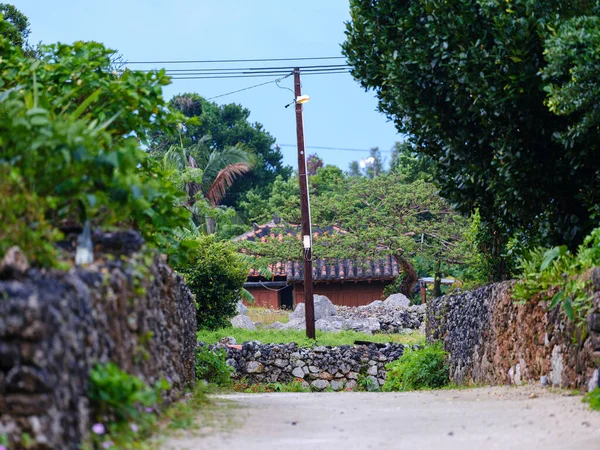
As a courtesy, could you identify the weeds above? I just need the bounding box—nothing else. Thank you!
[583,387,600,411]
[383,343,449,391]
[196,346,233,387]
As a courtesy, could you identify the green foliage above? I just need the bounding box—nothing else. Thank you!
[513,227,600,324]
[88,362,168,423]
[151,93,292,214]
[0,24,192,267]
[0,5,30,49]
[342,0,600,260]
[583,387,600,411]
[195,346,233,386]
[178,235,248,330]
[197,328,425,347]
[383,344,449,391]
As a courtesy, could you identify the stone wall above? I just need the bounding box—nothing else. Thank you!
[0,233,197,450]
[426,269,600,391]
[209,341,405,391]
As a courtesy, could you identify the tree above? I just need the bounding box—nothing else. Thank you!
[306,153,323,176]
[162,140,253,234]
[342,0,599,279]
[239,171,473,296]
[151,94,292,213]
[0,4,30,49]
[348,147,384,178]
[389,141,432,183]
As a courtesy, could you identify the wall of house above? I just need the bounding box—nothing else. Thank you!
[295,282,391,307]
[245,287,279,309]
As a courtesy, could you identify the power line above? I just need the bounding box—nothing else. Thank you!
[143,64,350,73]
[171,70,350,80]
[125,56,346,65]
[276,144,393,153]
[206,74,292,100]
[167,67,349,78]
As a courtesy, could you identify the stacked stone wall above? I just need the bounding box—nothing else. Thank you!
[209,341,405,391]
[0,234,197,449]
[426,269,600,391]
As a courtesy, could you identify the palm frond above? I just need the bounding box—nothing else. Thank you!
[202,145,254,190]
[207,162,252,205]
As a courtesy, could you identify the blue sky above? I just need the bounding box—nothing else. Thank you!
[18,0,401,170]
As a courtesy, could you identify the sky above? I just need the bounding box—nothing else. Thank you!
[18,0,402,171]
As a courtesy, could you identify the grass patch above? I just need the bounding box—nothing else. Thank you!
[246,307,290,325]
[232,379,310,393]
[197,327,424,347]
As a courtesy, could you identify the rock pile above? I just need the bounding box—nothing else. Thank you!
[231,295,426,334]
[207,341,406,391]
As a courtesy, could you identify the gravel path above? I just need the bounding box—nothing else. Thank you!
[163,386,600,450]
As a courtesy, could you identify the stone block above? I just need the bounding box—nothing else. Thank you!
[330,380,345,391]
[310,379,330,391]
[4,393,52,416]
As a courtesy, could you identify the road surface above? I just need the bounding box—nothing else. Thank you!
[163,386,600,450]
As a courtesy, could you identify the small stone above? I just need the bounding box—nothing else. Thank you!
[311,379,330,391]
[347,371,358,380]
[366,376,379,391]
[292,367,305,378]
[529,393,538,399]
[366,366,378,376]
[0,246,29,278]
[246,361,264,373]
[345,380,358,390]
[309,366,319,373]
[274,358,288,368]
[295,360,306,367]
[331,380,345,391]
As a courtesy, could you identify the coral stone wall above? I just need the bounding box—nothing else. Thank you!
[0,234,197,450]
[426,270,600,391]
[209,341,405,391]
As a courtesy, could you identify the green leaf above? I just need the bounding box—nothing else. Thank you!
[563,297,574,322]
[549,290,563,309]
[71,88,103,120]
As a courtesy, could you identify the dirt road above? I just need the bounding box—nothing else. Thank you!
[163,386,600,450]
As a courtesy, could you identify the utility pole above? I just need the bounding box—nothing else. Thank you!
[294,67,316,339]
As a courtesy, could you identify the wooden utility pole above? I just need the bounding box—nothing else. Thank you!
[294,67,316,339]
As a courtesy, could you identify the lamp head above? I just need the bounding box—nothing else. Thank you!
[296,95,310,104]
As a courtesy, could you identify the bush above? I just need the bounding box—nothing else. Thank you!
[86,363,170,449]
[195,346,233,386]
[513,227,600,325]
[383,344,449,391]
[179,235,248,330]
[0,18,192,267]
[583,387,600,411]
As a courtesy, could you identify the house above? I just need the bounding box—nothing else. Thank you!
[234,219,400,309]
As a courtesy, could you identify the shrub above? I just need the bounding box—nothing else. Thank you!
[513,227,600,325]
[179,235,248,330]
[0,18,192,267]
[86,363,170,449]
[583,388,600,411]
[195,346,233,386]
[88,363,168,423]
[383,344,449,391]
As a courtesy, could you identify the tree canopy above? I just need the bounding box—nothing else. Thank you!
[342,0,600,269]
[0,4,30,49]
[151,93,292,214]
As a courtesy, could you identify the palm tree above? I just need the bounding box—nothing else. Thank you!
[163,137,253,233]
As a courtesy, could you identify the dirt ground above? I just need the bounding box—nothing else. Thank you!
[163,385,600,450]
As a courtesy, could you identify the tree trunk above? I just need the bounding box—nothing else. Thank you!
[395,255,418,297]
